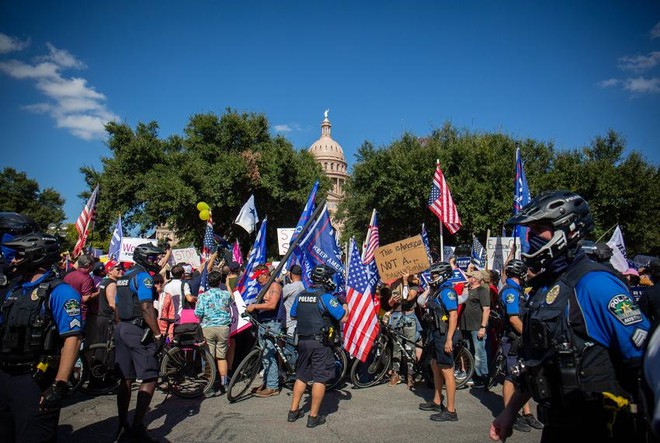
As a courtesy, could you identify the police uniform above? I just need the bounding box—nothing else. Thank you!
[521,254,650,441]
[426,280,459,368]
[290,287,345,383]
[114,265,159,381]
[500,278,526,382]
[0,271,82,441]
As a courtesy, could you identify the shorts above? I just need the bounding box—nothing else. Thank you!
[203,325,230,359]
[295,339,335,383]
[501,335,520,383]
[429,329,455,369]
[114,321,160,381]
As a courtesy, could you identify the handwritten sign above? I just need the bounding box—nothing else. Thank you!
[119,238,157,263]
[277,228,295,256]
[168,247,201,268]
[374,235,431,282]
[487,237,521,271]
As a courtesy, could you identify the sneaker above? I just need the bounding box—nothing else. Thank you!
[130,424,158,443]
[406,374,415,390]
[418,400,444,412]
[513,415,532,432]
[388,373,401,387]
[254,387,280,398]
[468,376,485,389]
[306,414,327,428]
[454,370,467,379]
[287,409,304,422]
[430,410,458,422]
[521,413,544,429]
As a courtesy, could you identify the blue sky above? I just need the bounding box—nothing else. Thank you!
[1,1,659,223]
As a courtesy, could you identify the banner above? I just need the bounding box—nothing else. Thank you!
[168,247,201,268]
[374,235,431,282]
[607,225,628,273]
[119,238,157,262]
[277,228,296,256]
[486,237,521,271]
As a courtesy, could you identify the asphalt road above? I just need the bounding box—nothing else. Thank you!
[58,378,542,442]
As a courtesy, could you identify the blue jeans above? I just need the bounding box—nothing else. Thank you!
[257,320,282,389]
[470,330,488,378]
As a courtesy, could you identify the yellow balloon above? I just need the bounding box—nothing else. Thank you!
[197,201,210,211]
[199,209,210,221]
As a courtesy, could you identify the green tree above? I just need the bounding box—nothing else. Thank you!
[0,167,66,229]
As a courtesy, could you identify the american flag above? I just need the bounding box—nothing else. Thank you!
[343,238,380,362]
[427,161,461,234]
[471,235,487,269]
[108,215,123,260]
[362,209,380,292]
[201,211,215,262]
[73,185,99,257]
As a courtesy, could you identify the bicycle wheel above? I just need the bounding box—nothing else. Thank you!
[487,350,506,390]
[80,344,121,395]
[453,344,475,390]
[227,348,262,402]
[161,345,216,398]
[350,336,391,389]
[68,354,86,395]
[326,346,348,390]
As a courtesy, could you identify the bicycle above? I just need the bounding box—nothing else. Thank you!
[77,321,122,395]
[227,314,347,403]
[159,319,217,398]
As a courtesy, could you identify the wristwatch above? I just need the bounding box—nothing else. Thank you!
[479,325,487,329]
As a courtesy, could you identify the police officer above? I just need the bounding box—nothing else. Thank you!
[0,212,39,286]
[287,265,346,428]
[0,231,83,442]
[114,243,164,443]
[498,259,543,432]
[418,262,460,422]
[490,191,651,442]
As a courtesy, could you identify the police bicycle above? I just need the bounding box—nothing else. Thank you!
[227,313,347,403]
[350,318,475,390]
[159,319,216,398]
[76,321,122,395]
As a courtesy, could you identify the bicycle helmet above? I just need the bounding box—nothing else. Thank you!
[133,243,165,272]
[504,259,528,281]
[1,232,61,271]
[428,261,453,285]
[505,191,594,269]
[311,264,336,291]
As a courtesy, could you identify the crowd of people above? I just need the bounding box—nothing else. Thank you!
[0,189,659,442]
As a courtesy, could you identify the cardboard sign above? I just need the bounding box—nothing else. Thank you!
[374,235,431,282]
[486,237,521,271]
[230,291,252,337]
[119,238,157,263]
[277,228,296,256]
[168,247,201,268]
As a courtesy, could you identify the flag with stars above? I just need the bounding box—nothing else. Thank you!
[471,235,487,269]
[201,211,215,262]
[427,160,461,234]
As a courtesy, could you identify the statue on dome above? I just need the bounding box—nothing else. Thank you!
[324,109,329,119]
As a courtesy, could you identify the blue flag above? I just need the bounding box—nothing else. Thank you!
[285,180,319,278]
[235,217,268,304]
[471,235,487,269]
[108,215,123,260]
[198,265,208,295]
[299,204,345,295]
[420,223,433,290]
[514,147,531,253]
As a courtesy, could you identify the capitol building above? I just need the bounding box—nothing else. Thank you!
[308,111,349,216]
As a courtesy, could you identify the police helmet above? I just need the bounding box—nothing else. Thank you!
[428,261,453,285]
[0,212,39,237]
[647,257,660,278]
[505,191,594,269]
[1,232,61,270]
[133,243,165,272]
[505,259,528,281]
[311,264,336,291]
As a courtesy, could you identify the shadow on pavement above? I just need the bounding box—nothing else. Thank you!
[469,386,503,417]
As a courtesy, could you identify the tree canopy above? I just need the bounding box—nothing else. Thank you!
[336,124,659,256]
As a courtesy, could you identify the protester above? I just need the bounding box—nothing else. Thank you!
[87,260,123,347]
[163,264,193,322]
[459,269,490,388]
[282,264,305,337]
[226,261,241,293]
[195,270,233,396]
[64,254,97,324]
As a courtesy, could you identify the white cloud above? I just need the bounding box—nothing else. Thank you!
[273,124,292,132]
[598,78,620,88]
[617,51,660,73]
[651,22,660,39]
[0,39,118,140]
[0,33,30,54]
[622,76,660,94]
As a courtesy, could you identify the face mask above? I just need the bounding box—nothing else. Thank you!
[524,232,569,275]
[1,233,16,261]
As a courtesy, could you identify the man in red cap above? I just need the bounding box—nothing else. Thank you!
[87,261,124,347]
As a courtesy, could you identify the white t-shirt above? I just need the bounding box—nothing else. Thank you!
[163,278,192,321]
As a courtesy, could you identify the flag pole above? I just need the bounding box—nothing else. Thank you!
[596,223,619,243]
[436,159,444,262]
[485,229,491,270]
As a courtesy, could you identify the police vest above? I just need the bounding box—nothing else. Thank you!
[0,276,63,363]
[501,283,526,336]
[522,255,631,404]
[115,267,144,321]
[295,288,335,337]
[97,277,115,318]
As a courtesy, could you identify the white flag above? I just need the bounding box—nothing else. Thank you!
[235,194,259,234]
[607,225,628,273]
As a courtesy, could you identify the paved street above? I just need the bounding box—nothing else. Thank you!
[59,379,541,442]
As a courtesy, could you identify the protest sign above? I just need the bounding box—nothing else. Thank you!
[277,228,295,256]
[487,237,520,271]
[119,238,157,262]
[168,247,201,268]
[374,235,431,282]
[230,290,252,337]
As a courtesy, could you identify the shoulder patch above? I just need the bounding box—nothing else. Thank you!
[505,293,515,304]
[143,277,153,288]
[446,290,456,301]
[545,285,560,305]
[608,294,643,326]
[31,288,39,301]
[329,298,339,308]
[69,318,81,329]
[631,328,648,349]
[64,299,81,317]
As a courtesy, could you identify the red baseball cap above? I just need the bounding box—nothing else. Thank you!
[105,260,124,273]
[250,268,270,280]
